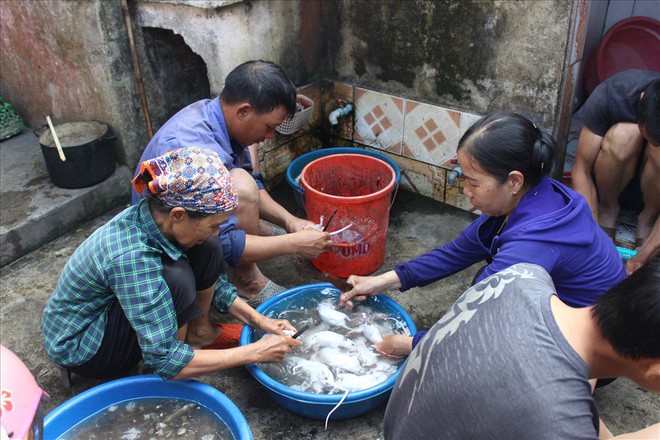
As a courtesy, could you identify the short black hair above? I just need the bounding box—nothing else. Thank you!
[637,78,660,144]
[591,255,660,360]
[220,60,297,117]
[457,112,557,188]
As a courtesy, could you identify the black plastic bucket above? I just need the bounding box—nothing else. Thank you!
[38,121,116,189]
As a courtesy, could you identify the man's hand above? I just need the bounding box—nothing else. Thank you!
[286,217,318,233]
[288,229,333,259]
[627,218,660,274]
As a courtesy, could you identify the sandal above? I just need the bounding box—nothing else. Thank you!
[246,280,285,308]
[202,323,243,349]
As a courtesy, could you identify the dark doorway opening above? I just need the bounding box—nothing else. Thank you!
[141,27,210,132]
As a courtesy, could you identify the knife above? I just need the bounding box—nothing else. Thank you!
[322,210,338,232]
[292,324,310,339]
[322,272,352,292]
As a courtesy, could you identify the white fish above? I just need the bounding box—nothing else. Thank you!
[360,322,384,344]
[335,371,390,391]
[317,347,365,375]
[357,346,379,368]
[317,301,350,329]
[305,331,357,352]
[287,356,336,392]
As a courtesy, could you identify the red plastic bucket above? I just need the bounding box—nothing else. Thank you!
[300,154,397,277]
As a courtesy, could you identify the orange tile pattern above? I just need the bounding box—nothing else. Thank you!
[262,80,484,213]
[403,100,461,166]
[354,88,404,154]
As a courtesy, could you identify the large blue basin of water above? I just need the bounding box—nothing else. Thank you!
[239,282,416,420]
[44,374,253,439]
[286,147,401,212]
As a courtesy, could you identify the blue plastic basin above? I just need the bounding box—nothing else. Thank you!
[44,375,253,440]
[239,282,416,420]
[286,147,402,211]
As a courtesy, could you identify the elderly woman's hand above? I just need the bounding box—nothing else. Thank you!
[256,316,297,336]
[251,334,302,363]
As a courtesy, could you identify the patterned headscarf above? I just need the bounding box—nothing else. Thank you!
[132,147,238,214]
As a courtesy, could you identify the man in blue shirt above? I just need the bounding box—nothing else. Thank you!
[132,60,332,307]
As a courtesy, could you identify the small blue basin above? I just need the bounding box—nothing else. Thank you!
[286,147,401,211]
[239,282,416,420]
[44,375,253,439]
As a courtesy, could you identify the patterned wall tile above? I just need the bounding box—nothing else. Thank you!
[388,154,447,203]
[259,80,490,217]
[459,112,482,138]
[402,100,461,167]
[354,88,404,154]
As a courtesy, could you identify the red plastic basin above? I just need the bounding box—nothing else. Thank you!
[584,16,660,95]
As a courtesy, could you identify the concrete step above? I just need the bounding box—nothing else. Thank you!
[0,129,131,267]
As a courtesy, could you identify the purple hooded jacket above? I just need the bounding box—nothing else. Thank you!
[394,177,626,308]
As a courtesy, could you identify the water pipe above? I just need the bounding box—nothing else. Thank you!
[448,165,463,186]
[329,104,353,125]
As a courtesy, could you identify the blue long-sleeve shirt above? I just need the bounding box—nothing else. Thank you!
[131,97,264,204]
[395,177,626,308]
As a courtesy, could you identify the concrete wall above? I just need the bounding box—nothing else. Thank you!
[1,0,575,172]
[0,0,312,168]
[0,1,145,165]
[333,0,573,129]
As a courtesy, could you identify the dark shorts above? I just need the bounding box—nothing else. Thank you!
[69,238,226,379]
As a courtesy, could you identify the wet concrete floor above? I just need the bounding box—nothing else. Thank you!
[1,181,658,439]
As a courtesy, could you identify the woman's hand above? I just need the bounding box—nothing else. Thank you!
[339,270,402,307]
[255,316,296,336]
[251,334,302,363]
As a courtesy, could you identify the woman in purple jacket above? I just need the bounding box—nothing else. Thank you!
[340,112,627,357]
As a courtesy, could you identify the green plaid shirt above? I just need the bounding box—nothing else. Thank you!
[42,199,238,379]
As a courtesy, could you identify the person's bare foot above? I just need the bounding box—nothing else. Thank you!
[598,209,619,233]
[185,323,221,348]
[258,220,275,236]
[635,209,656,248]
[231,264,269,299]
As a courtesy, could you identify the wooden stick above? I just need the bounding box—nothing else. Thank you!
[46,116,66,161]
[121,0,153,138]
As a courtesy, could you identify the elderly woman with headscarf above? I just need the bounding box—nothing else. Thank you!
[42,147,301,381]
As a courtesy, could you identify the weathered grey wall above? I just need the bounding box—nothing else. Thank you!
[131,0,329,137]
[0,1,146,165]
[134,0,302,96]
[1,0,574,169]
[333,0,573,128]
[0,0,311,168]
